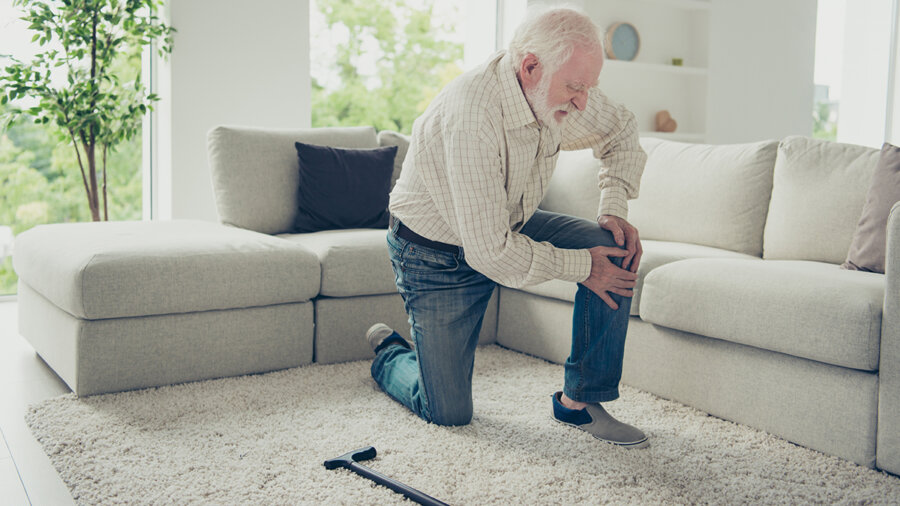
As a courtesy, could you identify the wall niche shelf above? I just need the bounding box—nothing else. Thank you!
[603,59,708,76]
[588,0,709,143]
[640,131,706,143]
[633,0,710,11]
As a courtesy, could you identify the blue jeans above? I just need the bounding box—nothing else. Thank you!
[371,209,632,426]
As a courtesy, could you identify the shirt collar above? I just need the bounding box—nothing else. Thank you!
[497,51,540,130]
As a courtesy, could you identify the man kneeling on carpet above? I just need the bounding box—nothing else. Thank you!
[367,5,649,448]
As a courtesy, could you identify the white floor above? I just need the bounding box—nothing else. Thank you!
[0,301,75,505]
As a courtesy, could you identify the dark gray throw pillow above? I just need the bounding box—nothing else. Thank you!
[294,142,397,233]
[842,142,900,274]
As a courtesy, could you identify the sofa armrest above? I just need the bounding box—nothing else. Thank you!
[877,201,900,473]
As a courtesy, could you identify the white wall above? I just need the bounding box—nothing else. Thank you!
[839,0,893,147]
[706,0,818,144]
[891,1,900,144]
[156,0,311,221]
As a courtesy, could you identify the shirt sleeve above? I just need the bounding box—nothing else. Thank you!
[560,88,647,220]
[420,126,592,288]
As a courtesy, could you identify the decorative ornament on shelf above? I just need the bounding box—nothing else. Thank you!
[655,110,678,133]
[605,22,640,61]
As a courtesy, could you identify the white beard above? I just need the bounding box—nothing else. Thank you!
[525,74,570,133]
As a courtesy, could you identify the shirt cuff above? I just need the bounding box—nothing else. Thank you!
[559,248,593,283]
[598,186,629,220]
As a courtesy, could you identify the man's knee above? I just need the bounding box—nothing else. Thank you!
[583,227,627,268]
[428,408,473,427]
[425,397,473,426]
[609,252,626,269]
[587,226,620,249]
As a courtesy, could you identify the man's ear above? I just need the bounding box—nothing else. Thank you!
[519,53,542,87]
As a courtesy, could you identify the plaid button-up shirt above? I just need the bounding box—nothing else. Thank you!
[389,51,646,288]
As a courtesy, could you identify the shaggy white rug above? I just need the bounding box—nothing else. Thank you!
[26,345,900,505]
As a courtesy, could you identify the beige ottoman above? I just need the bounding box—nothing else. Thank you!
[13,220,320,396]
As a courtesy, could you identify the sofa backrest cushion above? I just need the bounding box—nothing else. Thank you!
[763,136,880,263]
[208,125,378,235]
[628,137,779,256]
[539,148,604,221]
[377,130,411,189]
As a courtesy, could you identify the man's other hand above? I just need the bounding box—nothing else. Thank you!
[583,246,637,310]
[597,215,642,273]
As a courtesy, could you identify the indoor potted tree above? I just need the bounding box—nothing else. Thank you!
[1,0,173,221]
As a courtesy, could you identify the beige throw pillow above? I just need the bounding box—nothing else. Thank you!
[763,137,880,263]
[842,142,900,274]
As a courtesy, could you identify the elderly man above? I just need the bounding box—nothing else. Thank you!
[367,7,649,448]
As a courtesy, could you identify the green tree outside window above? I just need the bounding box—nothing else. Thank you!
[0,0,171,295]
[311,0,464,134]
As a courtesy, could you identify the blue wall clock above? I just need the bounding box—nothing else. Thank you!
[605,22,640,61]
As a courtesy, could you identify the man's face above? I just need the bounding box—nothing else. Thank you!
[525,46,603,126]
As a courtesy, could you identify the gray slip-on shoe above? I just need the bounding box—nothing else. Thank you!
[366,323,411,353]
[551,391,649,449]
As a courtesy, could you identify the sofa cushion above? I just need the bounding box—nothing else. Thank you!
[377,129,411,189]
[208,125,379,235]
[541,140,778,256]
[628,137,778,256]
[539,148,603,221]
[630,241,759,315]
[293,142,396,233]
[518,240,758,315]
[640,258,884,371]
[13,220,321,320]
[764,136,881,264]
[843,142,900,273]
[278,229,395,297]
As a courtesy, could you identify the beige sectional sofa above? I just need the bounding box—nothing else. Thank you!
[506,136,897,474]
[13,125,899,476]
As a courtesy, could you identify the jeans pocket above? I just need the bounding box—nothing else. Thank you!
[387,230,403,257]
[400,243,459,274]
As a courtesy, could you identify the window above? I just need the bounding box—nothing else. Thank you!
[814,0,895,147]
[309,0,496,134]
[0,1,148,296]
[813,0,844,141]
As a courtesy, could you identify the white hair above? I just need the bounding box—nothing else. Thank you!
[507,5,603,76]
